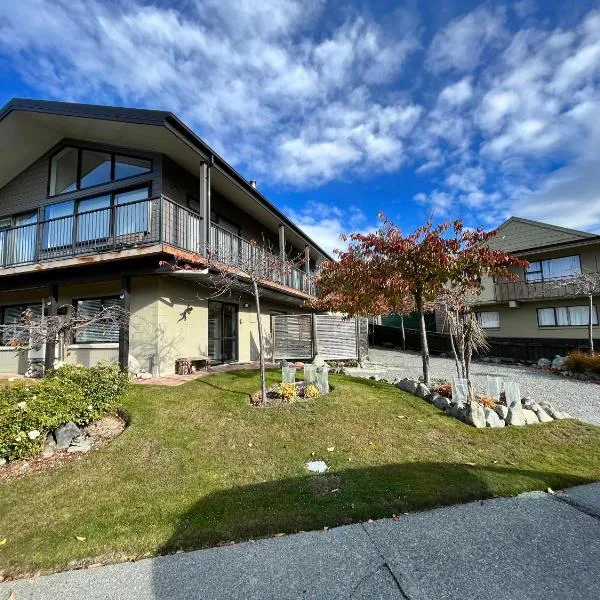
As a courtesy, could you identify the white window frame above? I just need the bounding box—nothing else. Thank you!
[537,305,599,327]
[476,311,500,329]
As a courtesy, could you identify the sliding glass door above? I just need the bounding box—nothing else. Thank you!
[208,302,238,363]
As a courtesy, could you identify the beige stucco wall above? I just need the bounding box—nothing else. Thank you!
[477,296,599,338]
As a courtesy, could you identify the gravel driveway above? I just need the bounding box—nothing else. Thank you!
[346,347,600,425]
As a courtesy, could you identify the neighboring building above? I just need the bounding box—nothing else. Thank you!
[0,99,330,376]
[472,217,599,344]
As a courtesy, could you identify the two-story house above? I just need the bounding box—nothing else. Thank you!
[0,99,330,377]
[473,217,600,348]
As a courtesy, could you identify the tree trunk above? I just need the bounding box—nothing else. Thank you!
[589,293,595,356]
[416,296,430,385]
[253,280,267,404]
[400,315,406,351]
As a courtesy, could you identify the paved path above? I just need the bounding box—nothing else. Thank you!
[3,484,600,599]
[347,348,600,425]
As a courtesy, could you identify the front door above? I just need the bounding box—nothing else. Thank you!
[208,301,238,363]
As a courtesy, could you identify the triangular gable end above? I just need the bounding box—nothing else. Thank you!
[486,217,595,253]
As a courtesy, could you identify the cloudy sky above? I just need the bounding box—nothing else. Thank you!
[1,0,599,255]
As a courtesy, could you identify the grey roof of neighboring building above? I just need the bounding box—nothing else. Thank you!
[0,97,333,261]
[487,216,599,253]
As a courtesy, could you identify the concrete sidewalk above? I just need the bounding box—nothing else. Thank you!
[3,484,600,599]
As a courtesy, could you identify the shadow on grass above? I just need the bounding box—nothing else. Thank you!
[156,461,592,555]
[150,461,594,598]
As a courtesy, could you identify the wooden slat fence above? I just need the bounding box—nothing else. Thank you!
[272,314,366,361]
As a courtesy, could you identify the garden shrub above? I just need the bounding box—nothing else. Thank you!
[278,383,297,402]
[565,351,600,375]
[303,384,320,398]
[0,363,129,461]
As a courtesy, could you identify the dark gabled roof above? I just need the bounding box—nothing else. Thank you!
[0,98,333,261]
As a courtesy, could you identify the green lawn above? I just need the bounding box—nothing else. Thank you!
[1,371,599,577]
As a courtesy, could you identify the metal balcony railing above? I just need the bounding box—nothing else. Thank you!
[0,196,316,295]
[492,279,588,302]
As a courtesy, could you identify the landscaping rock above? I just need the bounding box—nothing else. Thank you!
[552,355,567,370]
[396,378,418,395]
[312,354,329,368]
[432,394,451,410]
[494,405,509,420]
[305,460,328,473]
[506,407,525,426]
[522,409,539,425]
[466,400,486,428]
[0,458,6,466]
[55,422,81,449]
[533,406,554,423]
[415,383,430,399]
[447,402,467,421]
[537,358,552,367]
[484,407,505,428]
[539,402,567,420]
[521,397,535,409]
[136,371,153,380]
[67,435,92,453]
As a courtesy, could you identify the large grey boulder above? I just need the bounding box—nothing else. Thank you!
[67,435,92,453]
[552,355,567,370]
[432,394,451,410]
[506,407,525,426]
[447,402,467,421]
[532,405,554,423]
[494,405,509,420]
[537,358,552,367]
[55,422,81,449]
[415,383,430,399]
[396,378,418,395]
[539,402,568,420]
[522,409,539,425]
[466,400,486,428]
[312,354,329,368]
[484,407,505,428]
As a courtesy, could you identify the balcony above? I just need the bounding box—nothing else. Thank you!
[492,279,587,303]
[0,196,315,296]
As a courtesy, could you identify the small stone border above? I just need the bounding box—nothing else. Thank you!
[390,378,571,428]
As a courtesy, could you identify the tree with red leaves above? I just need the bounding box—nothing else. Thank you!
[315,217,525,385]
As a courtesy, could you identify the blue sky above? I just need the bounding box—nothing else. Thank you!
[1,0,600,255]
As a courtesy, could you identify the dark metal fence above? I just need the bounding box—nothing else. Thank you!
[0,196,315,295]
[372,324,598,362]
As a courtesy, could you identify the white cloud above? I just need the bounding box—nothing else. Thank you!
[438,78,473,106]
[414,190,454,217]
[284,202,377,256]
[426,6,505,73]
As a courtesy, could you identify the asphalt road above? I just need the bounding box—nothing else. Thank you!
[2,483,600,599]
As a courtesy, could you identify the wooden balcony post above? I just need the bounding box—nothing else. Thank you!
[304,245,310,292]
[44,284,59,372]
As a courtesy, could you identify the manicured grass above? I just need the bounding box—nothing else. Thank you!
[1,371,599,576]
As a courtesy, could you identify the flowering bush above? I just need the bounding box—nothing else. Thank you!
[0,363,129,461]
[303,384,320,398]
[433,382,452,398]
[476,394,497,409]
[278,383,297,402]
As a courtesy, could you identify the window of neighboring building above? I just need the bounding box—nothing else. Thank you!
[476,311,500,329]
[537,305,598,327]
[73,297,120,343]
[49,147,152,196]
[525,255,581,282]
[0,303,43,346]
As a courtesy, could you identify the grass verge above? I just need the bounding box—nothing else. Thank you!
[1,371,599,576]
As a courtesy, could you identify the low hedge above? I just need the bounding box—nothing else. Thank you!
[0,363,129,461]
[565,351,600,375]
